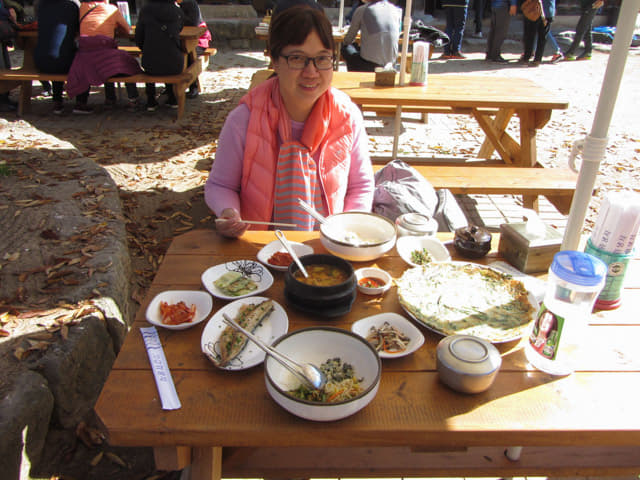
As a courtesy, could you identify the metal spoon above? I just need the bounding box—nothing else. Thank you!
[274,230,309,278]
[296,199,363,246]
[297,199,327,225]
[221,313,326,390]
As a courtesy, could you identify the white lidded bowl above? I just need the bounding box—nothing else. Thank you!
[320,212,397,262]
[436,335,502,394]
[264,327,382,421]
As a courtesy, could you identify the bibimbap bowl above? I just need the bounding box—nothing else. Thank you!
[320,212,397,262]
[264,327,382,421]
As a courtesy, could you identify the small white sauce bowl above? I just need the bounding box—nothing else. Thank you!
[354,267,392,295]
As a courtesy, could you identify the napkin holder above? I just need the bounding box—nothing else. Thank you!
[375,66,396,86]
[498,217,562,274]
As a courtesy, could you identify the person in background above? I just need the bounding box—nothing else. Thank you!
[135,0,184,111]
[519,0,555,66]
[0,0,18,111]
[470,0,486,38]
[178,0,212,98]
[485,0,516,62]
[546,29,563,63]
[341,0,402,72]
[66,0,142,113]
[564,0,603,61]
[34,0,80,114]
[439,0,469,59]
[272,0,323,18]
[205,6,374,238]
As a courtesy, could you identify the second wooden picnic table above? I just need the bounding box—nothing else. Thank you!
[250,69,569,167]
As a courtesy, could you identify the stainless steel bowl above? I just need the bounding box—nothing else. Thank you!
[436,335,502,394]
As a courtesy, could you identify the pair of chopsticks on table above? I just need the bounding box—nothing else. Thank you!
[215,218,297,228]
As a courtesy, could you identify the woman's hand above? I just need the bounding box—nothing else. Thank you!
[215,208,249,238]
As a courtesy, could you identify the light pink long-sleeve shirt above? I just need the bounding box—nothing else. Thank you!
[204,101,374,220]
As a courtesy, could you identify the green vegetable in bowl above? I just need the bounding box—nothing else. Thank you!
[411,248,433,265]
[214,271,258,296]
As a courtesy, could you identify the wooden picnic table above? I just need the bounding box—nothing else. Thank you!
[250,69,569,168]
[255,25,349,70]
[95,229,640,480]
[14,26,205,71]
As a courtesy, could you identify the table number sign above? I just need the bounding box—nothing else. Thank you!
[141,326,181,410]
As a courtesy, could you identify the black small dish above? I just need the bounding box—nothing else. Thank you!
[454,225,492,259]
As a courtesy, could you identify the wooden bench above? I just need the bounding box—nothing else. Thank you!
[372,163,578,214]
[119,46,217,69]
[0,58,203,120]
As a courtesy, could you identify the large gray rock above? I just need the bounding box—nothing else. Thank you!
[0,150,132,478]
[0,370,54,480]
[34,316,116,429]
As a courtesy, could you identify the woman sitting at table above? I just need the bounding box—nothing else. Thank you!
[66,0,142,113]
[205,6,374,238]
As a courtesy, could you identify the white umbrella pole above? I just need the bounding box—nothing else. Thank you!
[561,0,640,250]
[399,0,413,85]
[338,0,344,29]
[393,0,413,157]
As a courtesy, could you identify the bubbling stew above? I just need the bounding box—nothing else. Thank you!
[293,264,349,286]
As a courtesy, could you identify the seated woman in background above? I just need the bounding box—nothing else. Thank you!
[135,0,184,111]
[178,0,212,98]
[66,0,142,113]
[205,6,374,238]
[34,0,80,114]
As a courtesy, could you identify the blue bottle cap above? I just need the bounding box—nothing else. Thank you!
[551,250,607,287]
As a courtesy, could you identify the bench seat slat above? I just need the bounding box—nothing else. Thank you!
[372,164,577,214]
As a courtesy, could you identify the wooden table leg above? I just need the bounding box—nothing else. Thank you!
[517,108,539,210]
[189,447,222,480]
[473,108,515,164]
[153,446,192,471]
[18,80,32,116]
[477,107,516,162]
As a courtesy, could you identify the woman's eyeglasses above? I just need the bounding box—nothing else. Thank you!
[281,55,334,70]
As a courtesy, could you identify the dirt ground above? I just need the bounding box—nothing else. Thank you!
[1,35,639,479]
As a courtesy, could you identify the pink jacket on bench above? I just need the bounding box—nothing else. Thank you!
[66,35,142,98]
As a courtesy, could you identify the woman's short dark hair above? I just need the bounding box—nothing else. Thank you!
[268,5,334,61]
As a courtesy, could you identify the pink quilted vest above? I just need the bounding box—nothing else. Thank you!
[238,77,354,225]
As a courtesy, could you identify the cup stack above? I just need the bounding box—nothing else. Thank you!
[410,42,429,86]
[584,191,640,309]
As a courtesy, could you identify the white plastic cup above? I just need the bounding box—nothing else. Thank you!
[410,42,429,86]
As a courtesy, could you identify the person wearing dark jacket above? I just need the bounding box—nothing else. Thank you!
[178,0,212,98]
[135,0,184,111]
[34,0,80,114]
